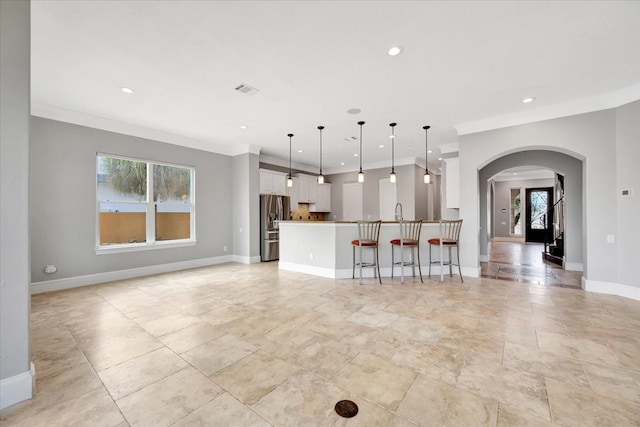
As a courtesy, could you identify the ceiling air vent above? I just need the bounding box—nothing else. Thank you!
[235,83,260,96]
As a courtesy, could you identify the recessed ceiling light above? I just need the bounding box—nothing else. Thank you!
[120,87,134,94]
[513,172,518,175]
[387,46,403,56]
[340,162,345,166]
[297,149,303,153]
[239,125,249,130]
[353,153,358,157]
[428,150,433,154]
[438,157,443,161]
[347,108,361,115]
[379,144,385,148]
[522,97,535,103]
[389,135,395,139]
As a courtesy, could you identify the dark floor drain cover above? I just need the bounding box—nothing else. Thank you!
[335,400,358,418]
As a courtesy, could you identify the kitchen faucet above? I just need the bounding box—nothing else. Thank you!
[395,203,403,221]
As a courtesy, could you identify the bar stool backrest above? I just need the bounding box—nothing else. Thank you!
[399,220,423,241]
[440,219,463,243]
[357,220,382,245]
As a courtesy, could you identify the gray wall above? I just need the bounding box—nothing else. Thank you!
[615,101,640,287]
[479,151,582,266]
[1,0,31,388]
[414,165,429,220]
[460,108,620,282]
[492,178,554,238]
[30,118,233,283]
[232,153,260,261]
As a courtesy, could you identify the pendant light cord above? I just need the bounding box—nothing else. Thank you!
[390,122,396,173]
[318,126,324,176]
[358,121,364,173]
[423,125,430,174]
[288,133,293,177]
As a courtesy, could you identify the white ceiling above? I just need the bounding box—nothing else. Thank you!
[31,1,640,174]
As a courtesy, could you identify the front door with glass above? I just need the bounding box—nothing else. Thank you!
[525,187,554,243]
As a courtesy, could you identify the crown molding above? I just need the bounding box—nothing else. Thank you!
[31,103,244,156]
[455,82,640,136]
[259,154,318,174]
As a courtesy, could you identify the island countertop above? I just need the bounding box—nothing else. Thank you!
[278,221,470,280]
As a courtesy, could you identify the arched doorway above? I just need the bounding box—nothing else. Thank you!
[478,150,584,276]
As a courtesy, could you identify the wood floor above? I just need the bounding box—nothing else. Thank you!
[481,241,581,288]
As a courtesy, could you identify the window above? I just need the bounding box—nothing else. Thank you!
[96,154,195,252]
[510,188,522,236]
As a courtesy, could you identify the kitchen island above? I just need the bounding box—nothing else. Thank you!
[279,221,471,280]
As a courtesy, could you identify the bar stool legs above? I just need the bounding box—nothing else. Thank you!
[390,220,423,284]
[427,219,463,282]
[351,220,382,285]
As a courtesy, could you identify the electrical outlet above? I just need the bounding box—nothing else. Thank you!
[223,246,228,252]
[607,235,615,244]
[309,253,314,260]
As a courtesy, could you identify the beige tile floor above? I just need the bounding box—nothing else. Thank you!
[2,262,640,426]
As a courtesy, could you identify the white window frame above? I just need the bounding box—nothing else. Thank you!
[95,153,196,254]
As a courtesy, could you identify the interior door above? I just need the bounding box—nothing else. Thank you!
[525,187,554,243]
[379,178,397,220]
[343,182,363,220]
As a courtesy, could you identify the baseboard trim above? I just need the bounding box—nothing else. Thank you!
[232,255,261,264]
[278,262,338,278]
[582,278,640,301]
[278,263,479,280]
[0,362,35,410]
[479,255,489,262]
[565,262,583,272]
[30,256,234,294]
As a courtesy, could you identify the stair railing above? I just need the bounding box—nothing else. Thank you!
[538,196,564,255]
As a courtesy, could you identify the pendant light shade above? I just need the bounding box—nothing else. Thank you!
[389,122,397,184]
[423,125,431,184]
[317,126,324,184]
[287,133,294,188]
[357,121,365,183]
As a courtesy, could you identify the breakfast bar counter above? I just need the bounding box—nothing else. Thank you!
[278,220,459,280]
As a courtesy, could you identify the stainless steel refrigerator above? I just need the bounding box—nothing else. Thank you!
[260,194,290,261]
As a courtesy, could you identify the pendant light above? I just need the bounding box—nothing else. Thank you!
[317,126,325,184]
[423,125,431,184]
[357,121,365,183]
[287,133,294,188]
[389,122,397,183]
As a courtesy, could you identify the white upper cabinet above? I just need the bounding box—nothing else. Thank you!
[296,174,318,203]
[260,169,287,195]
[310,183,331,212]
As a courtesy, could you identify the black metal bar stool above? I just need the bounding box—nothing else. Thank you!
[352,220,382,285]
[390,220,423,283]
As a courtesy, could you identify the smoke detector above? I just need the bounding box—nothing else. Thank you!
[235,83,260,96]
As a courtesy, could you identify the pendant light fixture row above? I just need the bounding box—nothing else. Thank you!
[286,123,431,187]
[287,133,294,188]
[389,122,397,183]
